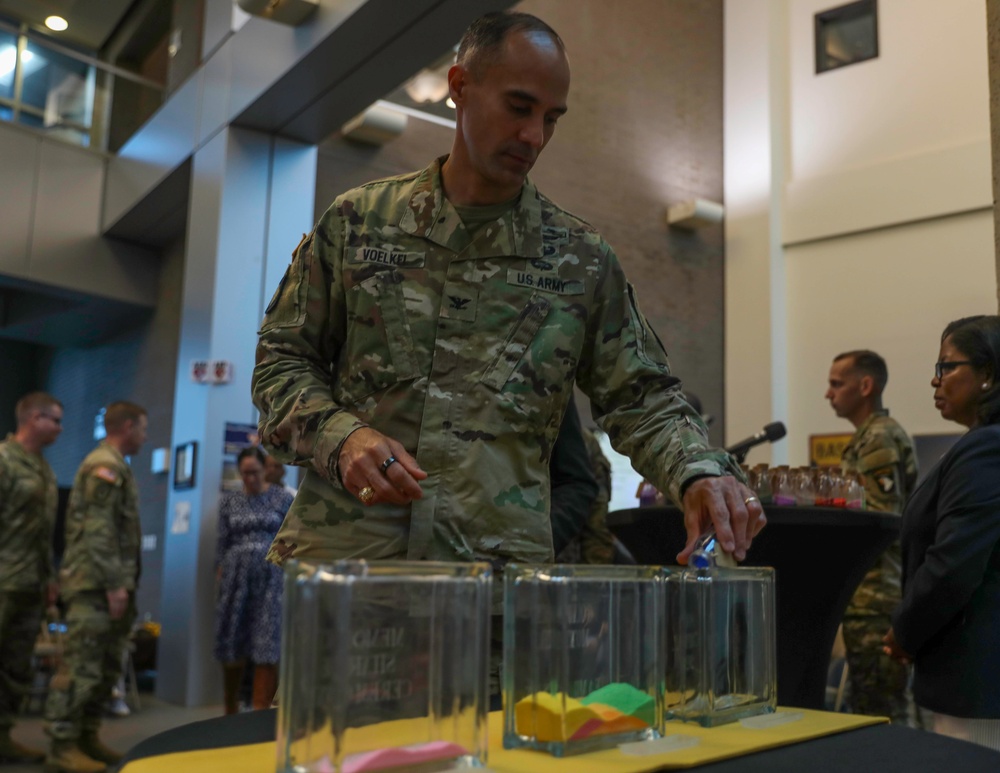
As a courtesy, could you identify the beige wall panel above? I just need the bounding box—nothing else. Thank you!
[33,140,158,305]
[0,126,39,278]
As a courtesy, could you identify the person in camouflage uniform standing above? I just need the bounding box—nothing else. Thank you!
[0,392,62,764]
[826,350,918,723]
[552,400,620,565]
[252,13,764,584]
[45,402,147,773]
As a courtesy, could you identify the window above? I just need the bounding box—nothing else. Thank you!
[815,0,878,74]
[22,40,94,146]
[0,29,18,102]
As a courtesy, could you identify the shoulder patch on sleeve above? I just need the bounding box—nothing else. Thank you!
[93,466,119,484]
[870,467,896,494]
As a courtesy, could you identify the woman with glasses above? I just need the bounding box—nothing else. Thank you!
[213,446,294,714]
[884,315,1000,750]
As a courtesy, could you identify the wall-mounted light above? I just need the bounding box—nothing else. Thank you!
[236,0,318,26]
[666,198,724,230]
[341,105,408,146]
[45,16,68,32]
[404,70,450,104]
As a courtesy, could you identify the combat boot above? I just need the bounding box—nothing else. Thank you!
[44,741,106,773]
[0,730,46,763]
[77,733,123,766]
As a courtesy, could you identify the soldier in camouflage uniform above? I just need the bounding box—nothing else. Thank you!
[253,13,763,593]
[0,392,62,764]
[826,350,918,723]
[45,402,147,773]
[552,401,619,565]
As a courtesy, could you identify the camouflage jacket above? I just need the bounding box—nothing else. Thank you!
[59,442,141,596]
[253,157,741,568]
[578,427,617,564]
[841,410,918,514]
[841,410,918,616]
[0,434,57,591]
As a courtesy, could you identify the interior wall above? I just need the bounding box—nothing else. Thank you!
[784,0,994,463]
[316,0,728,444]
[0,123,159,306]
[785,211,997,464]
[790,0,989,182]
[0,340,47,437]
[39,234,185,621]
[726,0,996,466]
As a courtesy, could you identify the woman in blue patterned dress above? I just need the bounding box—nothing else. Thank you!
[214,446,294,714]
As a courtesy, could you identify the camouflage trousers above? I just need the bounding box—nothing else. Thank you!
[0,590,45,730]
[45,591,135,741]
[842,613,910,724]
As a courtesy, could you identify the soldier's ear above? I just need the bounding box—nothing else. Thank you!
[447,63,468,106]
[858,375,875,398]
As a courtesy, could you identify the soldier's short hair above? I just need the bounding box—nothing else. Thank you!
[15,392,62,426]
[942,315,1000,426]
[103,401,147,433]
[457,11,565,78]
[834,350,888,396]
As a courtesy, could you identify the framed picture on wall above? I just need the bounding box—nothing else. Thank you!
[174,441,198,489]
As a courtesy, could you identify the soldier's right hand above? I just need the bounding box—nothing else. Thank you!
[339,427,427,507]
[107,587,128,620]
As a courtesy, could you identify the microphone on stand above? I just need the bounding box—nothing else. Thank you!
[725,421,787,464]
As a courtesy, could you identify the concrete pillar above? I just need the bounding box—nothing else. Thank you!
[156,126,317,706]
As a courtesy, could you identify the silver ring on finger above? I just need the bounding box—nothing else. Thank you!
[380,456,398,474]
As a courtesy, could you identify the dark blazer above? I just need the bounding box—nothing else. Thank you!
[892,423,1000,717]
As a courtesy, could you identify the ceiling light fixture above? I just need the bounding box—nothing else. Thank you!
[45,16,69,31]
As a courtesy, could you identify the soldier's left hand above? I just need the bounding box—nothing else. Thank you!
[107,587,128,620]
[677,476,766,564]
[882,627,911,664]
[339,427,427,506]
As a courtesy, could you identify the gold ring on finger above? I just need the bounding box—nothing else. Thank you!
[358,486,375,505]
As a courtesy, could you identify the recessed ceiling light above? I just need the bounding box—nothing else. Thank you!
[45,16,69,32]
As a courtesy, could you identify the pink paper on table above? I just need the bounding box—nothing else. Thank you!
[341,741,468,773]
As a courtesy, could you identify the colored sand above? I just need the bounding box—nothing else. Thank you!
[581,682,656,726]
[515,683,654,742]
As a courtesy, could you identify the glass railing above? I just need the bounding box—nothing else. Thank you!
[0,19,164,151]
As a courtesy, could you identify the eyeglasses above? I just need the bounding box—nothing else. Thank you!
[37,413,62,425]
[934,360,973,379]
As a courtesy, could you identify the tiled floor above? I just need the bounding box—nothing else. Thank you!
[6,694,223,773]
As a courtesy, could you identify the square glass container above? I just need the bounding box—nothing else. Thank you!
[665,566,776,727]
[502,564,667,756]
[276,560,492,773]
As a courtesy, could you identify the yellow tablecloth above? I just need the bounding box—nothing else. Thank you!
[123,708,886,773]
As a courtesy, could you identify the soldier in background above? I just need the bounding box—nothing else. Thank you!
[45,402,147,773]
[0,392,62,764]
[552,400,624,565]
[826,350,918,723]
[253,11,762,592]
